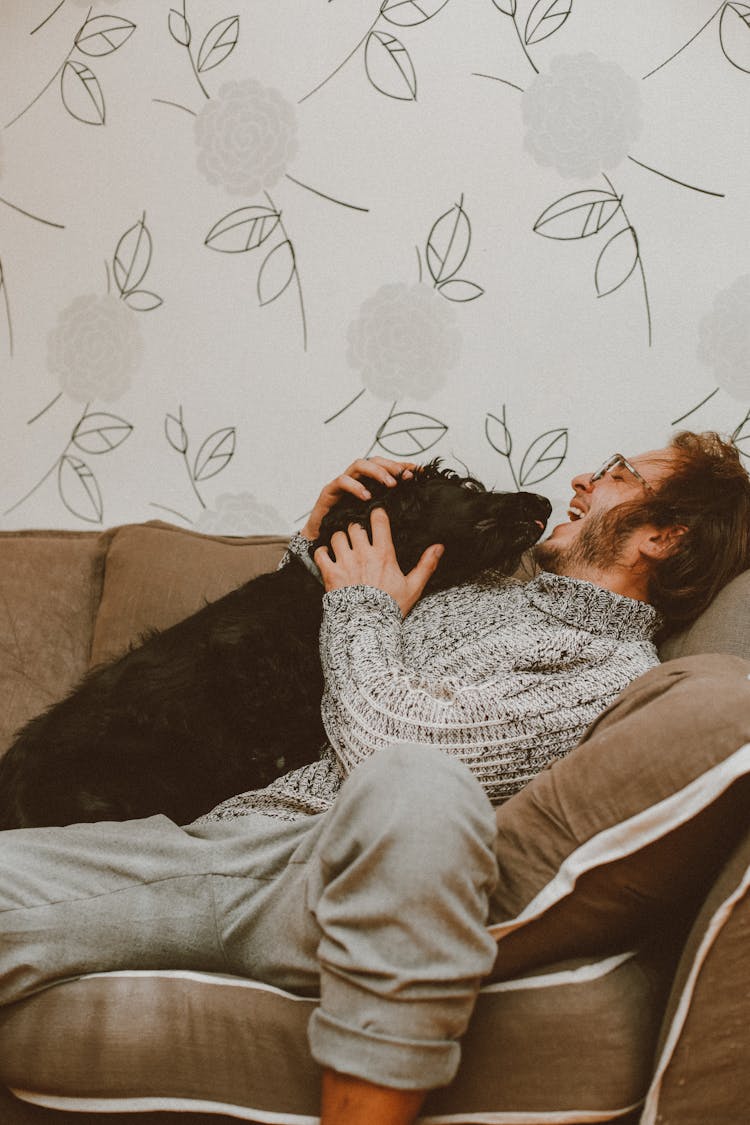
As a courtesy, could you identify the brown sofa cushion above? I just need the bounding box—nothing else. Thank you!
[0,948,668,1122]
[659,568,750,662]
[89,522,289,666]
[641,827,750,1125]
[0,530,111,756]
[487,654,750,980]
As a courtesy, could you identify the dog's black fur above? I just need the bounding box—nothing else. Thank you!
[0,461,550,829]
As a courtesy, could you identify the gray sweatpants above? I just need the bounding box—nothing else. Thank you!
[0,745,499,1091]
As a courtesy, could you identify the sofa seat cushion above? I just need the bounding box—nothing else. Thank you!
[0,946,669,1123]
[90,522,289,667]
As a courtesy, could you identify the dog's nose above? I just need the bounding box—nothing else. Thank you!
[524,494,553,520]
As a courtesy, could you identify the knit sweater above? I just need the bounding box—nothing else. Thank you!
[198,534,661,823]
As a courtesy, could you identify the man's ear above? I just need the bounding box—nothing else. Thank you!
[638,524,688,560]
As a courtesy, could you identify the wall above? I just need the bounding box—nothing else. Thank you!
[1,0,748,535]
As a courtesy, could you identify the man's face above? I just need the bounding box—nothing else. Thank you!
[535,447,678,580]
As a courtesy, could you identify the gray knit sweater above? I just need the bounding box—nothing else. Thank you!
[198,535,661,823]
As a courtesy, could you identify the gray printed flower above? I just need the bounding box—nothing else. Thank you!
[522,54,642,179]
[347,283,461,400]
[195,492,285,535]
[697,275,750,401]
[47,294,143,402]
[194,80,298,196]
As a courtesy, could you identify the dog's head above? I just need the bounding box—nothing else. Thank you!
[312,459,552,591]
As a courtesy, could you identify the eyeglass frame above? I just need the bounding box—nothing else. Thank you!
[589,454,656,494]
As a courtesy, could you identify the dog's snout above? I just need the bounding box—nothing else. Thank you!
[524,493,553,522]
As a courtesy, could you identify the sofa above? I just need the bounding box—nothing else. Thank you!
[0,520,748,1125]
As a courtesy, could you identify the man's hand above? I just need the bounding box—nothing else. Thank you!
[314,508,444,618]
[300,457,418,542]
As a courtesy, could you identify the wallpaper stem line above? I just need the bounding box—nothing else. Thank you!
[30,1,67,37]
[0,257,12,357]
[641,2,725,81]
[152,98,197,117]
[625,156,725,199]
[600,172,651,348]
[298,10,382,104]
[671,387,720,427]
[0,196,66,229]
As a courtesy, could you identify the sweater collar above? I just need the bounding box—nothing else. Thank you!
[523,571,661,640]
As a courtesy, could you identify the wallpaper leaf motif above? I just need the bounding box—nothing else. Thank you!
[524,0,572,46]
[300,0,452,104]
[60,60,106,125]
[373,408,448,457]
[365,31,418,100]
[73,14,136,57]
[257,240,296,307]
[196,16,241,73]
[6,12,136,130]
[485,407,568,491]
[3,406,134,524]
[381,0,452,27]
[720,2,750,70]
[205,206,282,252]
[161,406,237,514]
[194,428,236,482]
[58,454,103,522]
[533,189,622,240]
[593,226,639,298]
[72,412,134,455]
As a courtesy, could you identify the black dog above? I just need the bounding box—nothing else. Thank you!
[0,461,550,829]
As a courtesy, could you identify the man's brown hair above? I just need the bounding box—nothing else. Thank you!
[617,431,750,636]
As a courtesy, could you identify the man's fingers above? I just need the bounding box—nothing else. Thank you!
[313,544,333,576]
[407,544,444,594]
[329,529,352,558]
[369,506,395,551]
[348,521,370,545]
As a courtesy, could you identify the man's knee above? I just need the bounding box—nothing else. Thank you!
[325,745,497,893]
[343,744,492,825]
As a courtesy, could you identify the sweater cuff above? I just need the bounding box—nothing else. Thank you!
[322,584,402,619]
[279,530,323,583]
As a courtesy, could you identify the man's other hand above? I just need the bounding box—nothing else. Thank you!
[314,508,444,618]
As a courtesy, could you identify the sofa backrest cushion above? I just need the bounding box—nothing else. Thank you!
[487,654,750,980]
[0,530,112,756]
[89,522,289,667]
[659,568,750,662]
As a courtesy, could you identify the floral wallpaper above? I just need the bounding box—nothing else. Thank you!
[0,0,749,535]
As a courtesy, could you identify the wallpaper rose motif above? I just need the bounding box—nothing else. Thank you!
[347,283,461,401]
[195,492,285,535]
[47,295,143,403]
[194,79,298,196]
[697,275,750,401]
[522,53,643,179]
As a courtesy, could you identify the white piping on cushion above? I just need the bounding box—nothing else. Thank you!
[480,950,636,993]
[488,742,750,940]
[75,967,318,1001]
[8,1092,319,1123]
[9,1089,643,1124]
[639,863,750,1125]
[76,953,637,999]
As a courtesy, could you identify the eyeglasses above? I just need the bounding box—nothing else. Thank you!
[590,454,655,494]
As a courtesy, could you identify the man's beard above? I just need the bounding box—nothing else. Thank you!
[534,509,632,576]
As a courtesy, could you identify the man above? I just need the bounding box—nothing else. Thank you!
[1,431,749,1125]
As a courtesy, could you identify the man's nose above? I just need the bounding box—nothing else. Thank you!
[571,471,595,494]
